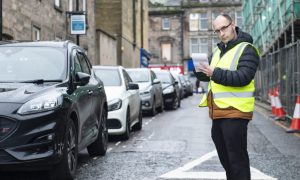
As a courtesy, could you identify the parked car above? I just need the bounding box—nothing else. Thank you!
[153,70,181,110]
[183,75,194,96]
[93,66,142,140]
[0,41,108,180]
[126,68,164,116]
[171,72,185,99]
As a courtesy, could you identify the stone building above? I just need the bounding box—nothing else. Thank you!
[148,0,243,72]
[96,0,150,68]
[2,0,98,64]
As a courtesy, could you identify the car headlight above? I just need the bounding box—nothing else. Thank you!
[108,98,122,111]
[18,92,63,115]
[140,87,151,95]
[163,86,174,94]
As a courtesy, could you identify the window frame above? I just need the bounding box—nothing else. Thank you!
[162,18,171,30]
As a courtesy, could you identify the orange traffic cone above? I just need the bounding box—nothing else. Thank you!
[274,87,285,119]
[287,95,300,133]
[269,89,276,116]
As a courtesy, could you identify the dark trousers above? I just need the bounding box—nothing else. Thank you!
[211,118,250,180]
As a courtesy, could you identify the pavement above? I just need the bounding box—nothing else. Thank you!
[255,100,300,138]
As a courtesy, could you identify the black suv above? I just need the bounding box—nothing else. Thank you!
[0,41,108,179]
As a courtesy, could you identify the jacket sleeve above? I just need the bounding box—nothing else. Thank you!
[210,45,259,87]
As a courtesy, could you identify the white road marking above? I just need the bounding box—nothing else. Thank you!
[115,141,121,146]
[160,149,277,179]
[107,147,113,152]
[122,145,126,148]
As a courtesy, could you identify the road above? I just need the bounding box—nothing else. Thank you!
[1,94,300,179]
[75,94,300,180]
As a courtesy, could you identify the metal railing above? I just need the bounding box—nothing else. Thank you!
[255,40,300,118]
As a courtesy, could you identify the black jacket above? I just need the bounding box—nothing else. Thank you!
[194,27,260,87]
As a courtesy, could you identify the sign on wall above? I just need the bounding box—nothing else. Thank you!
[71,14,86,35]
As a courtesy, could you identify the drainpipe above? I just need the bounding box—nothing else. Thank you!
[133,0,136,46]
[76,0,80,45]
[0,0,2,41]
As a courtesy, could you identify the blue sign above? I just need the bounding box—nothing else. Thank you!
[71,15,86,35]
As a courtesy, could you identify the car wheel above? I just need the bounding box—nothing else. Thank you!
[50,119,77,180]
[121,109,130,140]
[150,98,156,116]
[178,97,181,108]
[87,108,108,156]
[157,98,164,113]
[172,95,178,110]
[133,104,142,131]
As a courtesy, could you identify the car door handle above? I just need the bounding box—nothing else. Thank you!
[88,90,93,95]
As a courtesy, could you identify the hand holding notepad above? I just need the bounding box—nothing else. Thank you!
[191,53,209,72]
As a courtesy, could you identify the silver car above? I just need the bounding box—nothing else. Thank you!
[127,68,164,116]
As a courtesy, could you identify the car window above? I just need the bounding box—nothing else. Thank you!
[122,69,131,89]
[77,52,91,75]
[127,70,149,83]
[0,46,66,82]
[94,68,121,86]
[154,72,172,84]
[150,71,156,82]
[72,51,82,74]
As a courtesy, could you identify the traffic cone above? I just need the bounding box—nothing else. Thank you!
[287,95,300,133]
[274,87,285,119]
[269,89,276,116]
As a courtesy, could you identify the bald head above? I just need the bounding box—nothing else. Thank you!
[212,14,237,44]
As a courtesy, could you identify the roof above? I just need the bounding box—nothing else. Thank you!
[0,41,73,48]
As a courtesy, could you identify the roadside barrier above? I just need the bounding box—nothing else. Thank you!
[287,95,300,133]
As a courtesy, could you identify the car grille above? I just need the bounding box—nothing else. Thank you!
[0,117,17,141]
[0,149,17,163]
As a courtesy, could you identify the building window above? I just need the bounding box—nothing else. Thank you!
[235,11,243,28]
[211,11,219,21]
[161,43,171,61]
[32,26,40,41]
[162,18,170,30]
[190,38,208,55]
[189,13,199,31]
[199,13,208,30]
[55,0,61,7]
[212,37,219,50]
[200,0,209,2]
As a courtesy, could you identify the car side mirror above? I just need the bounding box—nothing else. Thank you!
[75,72,90,86]
[153,79,161,84]
[128,82,139,90]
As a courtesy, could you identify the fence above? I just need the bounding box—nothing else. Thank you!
[255,40,300,118]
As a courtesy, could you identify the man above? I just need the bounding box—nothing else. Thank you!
[194,14,260,180]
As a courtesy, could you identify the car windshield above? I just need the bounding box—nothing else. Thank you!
[94,69,121,86]
[0,46,66,82]
[155,72,172,84]
[127,70,149,83]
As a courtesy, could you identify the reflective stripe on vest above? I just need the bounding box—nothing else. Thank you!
[213,91,254,99]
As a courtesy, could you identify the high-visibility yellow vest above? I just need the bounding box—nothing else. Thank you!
[199,42,259,112]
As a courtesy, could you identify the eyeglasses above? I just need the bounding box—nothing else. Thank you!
[214,22,232,34]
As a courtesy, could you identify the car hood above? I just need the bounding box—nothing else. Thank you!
[0,83,57,103]
[136,82,151,92]
[161,83,173,90]
[104,86,124,102]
